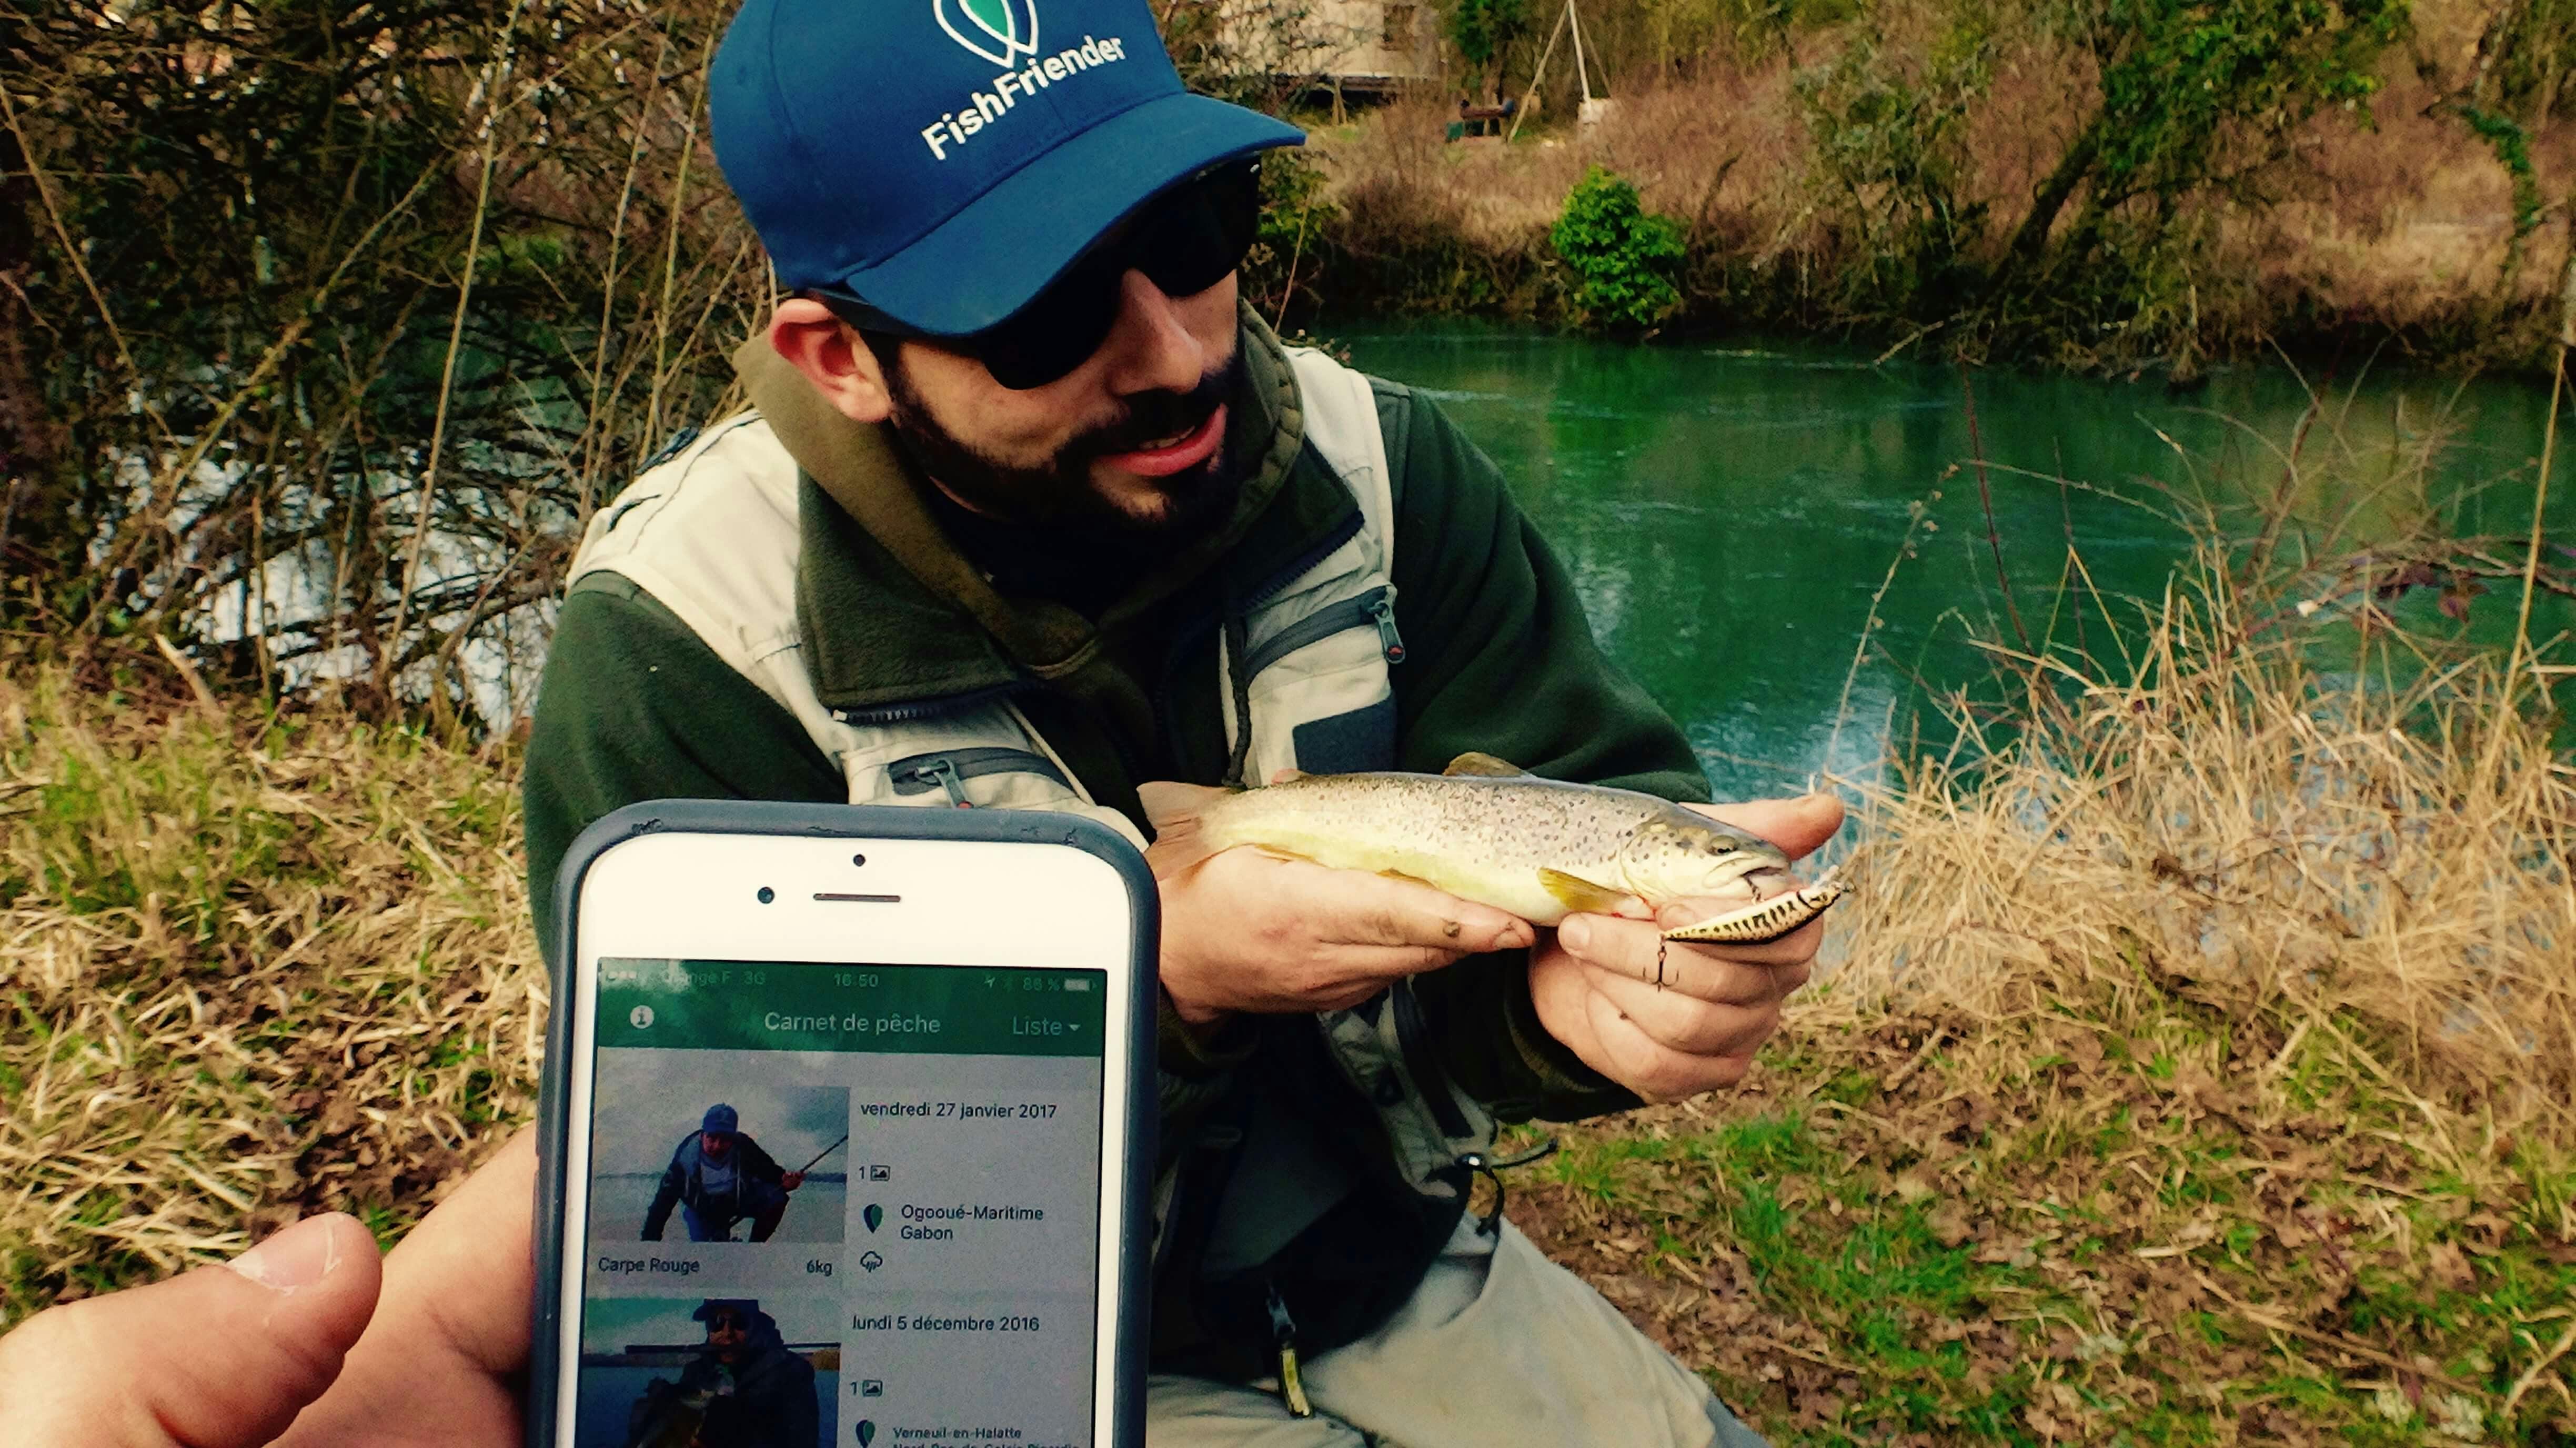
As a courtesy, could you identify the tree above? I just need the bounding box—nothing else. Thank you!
[1990,0,2409,296]
[1447,0,1531,101]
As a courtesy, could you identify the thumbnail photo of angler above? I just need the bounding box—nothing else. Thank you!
[577,1295,837,1448]
[587,1064,852,1248]
[643,1104,835,1245]
[622,1299,822,1448]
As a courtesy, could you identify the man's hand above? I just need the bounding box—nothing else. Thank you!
[0,1211,384,1447]
[1531,795,1844,1101]
[1155,844,1535,1027]
[0,1124,546,1448]
[782,1170,806,1192]
[274,1128,535,1446]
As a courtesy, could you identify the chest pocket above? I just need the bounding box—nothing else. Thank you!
[830,701,1147,848]
[882,745,1070,806]
[1238,584,1405,779]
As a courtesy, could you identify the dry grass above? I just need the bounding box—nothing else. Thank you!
[1826,559,2576,1126]
[0,646,541,1319]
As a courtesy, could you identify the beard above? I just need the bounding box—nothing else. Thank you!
[881,350,1247,542]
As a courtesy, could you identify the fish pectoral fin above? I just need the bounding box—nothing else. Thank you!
[1443,751,1531,778]
[1538,868,1633,914]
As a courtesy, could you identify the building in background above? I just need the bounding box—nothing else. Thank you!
[1203,0,1443,106]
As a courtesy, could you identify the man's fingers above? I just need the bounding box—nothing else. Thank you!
[275,1129,536,1446]
[2,1213,382,1448]
[1236,852,1534,953]
[375,1128,536,1375]
[1684,793,1845,862]
[1557,913,1813,1000]
[1574,963,1785,1057]
[1577,989,1760,1101]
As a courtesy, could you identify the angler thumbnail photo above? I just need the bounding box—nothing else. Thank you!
[577,1295,839,1448]
[588,1058,851,1246]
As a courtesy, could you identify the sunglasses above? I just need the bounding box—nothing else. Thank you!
[821,159,1262,391]
[705,1313,747,1332]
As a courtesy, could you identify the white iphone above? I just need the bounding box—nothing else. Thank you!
[528,801,1159,1448]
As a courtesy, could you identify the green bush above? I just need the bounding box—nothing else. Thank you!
[1549,167,1686,330]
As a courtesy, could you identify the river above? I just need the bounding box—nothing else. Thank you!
[1330,323,2576,804]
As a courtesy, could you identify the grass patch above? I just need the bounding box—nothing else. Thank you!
[0,646,541,1322]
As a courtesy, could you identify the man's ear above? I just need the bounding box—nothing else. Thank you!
[769,297,896,424]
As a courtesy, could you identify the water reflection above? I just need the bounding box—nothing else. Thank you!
[1332,323,2574,802]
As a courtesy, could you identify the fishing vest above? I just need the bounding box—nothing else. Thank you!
[568,347,1499,1355]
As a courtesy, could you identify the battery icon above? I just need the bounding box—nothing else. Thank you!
[1063,978,1092,992]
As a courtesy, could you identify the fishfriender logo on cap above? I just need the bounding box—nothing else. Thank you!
[937,0,1041,70]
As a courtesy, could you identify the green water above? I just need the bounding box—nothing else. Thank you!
[1333,324,2575,803]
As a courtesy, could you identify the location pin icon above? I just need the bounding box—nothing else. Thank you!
[858,1421,877,1446]
[863,1203,883,1233]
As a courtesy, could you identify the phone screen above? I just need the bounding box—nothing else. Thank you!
[568,956,1110,1448]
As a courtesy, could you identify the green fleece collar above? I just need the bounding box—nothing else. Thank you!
[731,305,1336,716]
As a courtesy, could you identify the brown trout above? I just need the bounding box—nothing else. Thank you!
[1140,753,1846,944]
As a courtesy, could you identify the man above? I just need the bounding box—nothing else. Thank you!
[642,1105,806,1244]
[518,0,1839,1441]
[625,1299,819,1448]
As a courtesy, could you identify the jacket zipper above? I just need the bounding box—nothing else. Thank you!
[885,747,1069,807]
[1265,1283,1315,1417]
[1236,585,1405,681]
[1156,507,1372,779]
[830,678,1031,728]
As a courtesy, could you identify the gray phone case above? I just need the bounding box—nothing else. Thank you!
[528,799,1161,1448]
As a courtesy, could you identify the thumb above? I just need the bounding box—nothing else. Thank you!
[1686,793,1847,863]
[2,1213,383,1447]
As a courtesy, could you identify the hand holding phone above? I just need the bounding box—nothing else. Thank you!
[531,803,1157,1448]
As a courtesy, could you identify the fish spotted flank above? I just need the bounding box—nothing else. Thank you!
[1140,753,1847,945]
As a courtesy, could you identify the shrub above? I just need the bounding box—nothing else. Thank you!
[1549,166,1686,330]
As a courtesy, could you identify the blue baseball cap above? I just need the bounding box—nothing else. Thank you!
[702,1103,739,1133]
[710,0,1304,337]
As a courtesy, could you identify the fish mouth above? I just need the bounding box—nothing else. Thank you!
[1738,865,1802,897]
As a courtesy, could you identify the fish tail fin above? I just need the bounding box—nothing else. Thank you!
[1139,781,1234,880]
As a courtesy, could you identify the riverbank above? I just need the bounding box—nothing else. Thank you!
[5,527,2569,1436]
[1269,0,2576,375]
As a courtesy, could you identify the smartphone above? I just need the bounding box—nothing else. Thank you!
[529,800,1159,1448]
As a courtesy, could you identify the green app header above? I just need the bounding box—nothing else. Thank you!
[596,958,1108,1057]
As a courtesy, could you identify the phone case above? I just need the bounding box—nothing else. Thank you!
[527,799,1162,1448]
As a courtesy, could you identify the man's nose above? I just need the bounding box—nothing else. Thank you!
[1095,268,1210,396]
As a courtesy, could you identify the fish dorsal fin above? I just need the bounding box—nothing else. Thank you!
[1538,867,1632,915]
[1444,751,1530,778]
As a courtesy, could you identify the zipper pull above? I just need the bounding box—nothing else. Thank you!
[1366,591,1405,665]
[910,756,971,808]
[1265,1284,1315,1418]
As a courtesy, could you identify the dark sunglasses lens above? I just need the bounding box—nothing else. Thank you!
[978,258,1124,389]
[966,160,1263,390]
[1138,162,1260,300]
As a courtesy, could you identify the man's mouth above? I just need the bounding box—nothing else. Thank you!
[1100,405,1225,478]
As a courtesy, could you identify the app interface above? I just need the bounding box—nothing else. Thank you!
[575,958,1109,1448]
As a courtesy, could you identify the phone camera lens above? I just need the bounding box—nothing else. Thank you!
[851,853,867,868]
[756,886,776,904]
